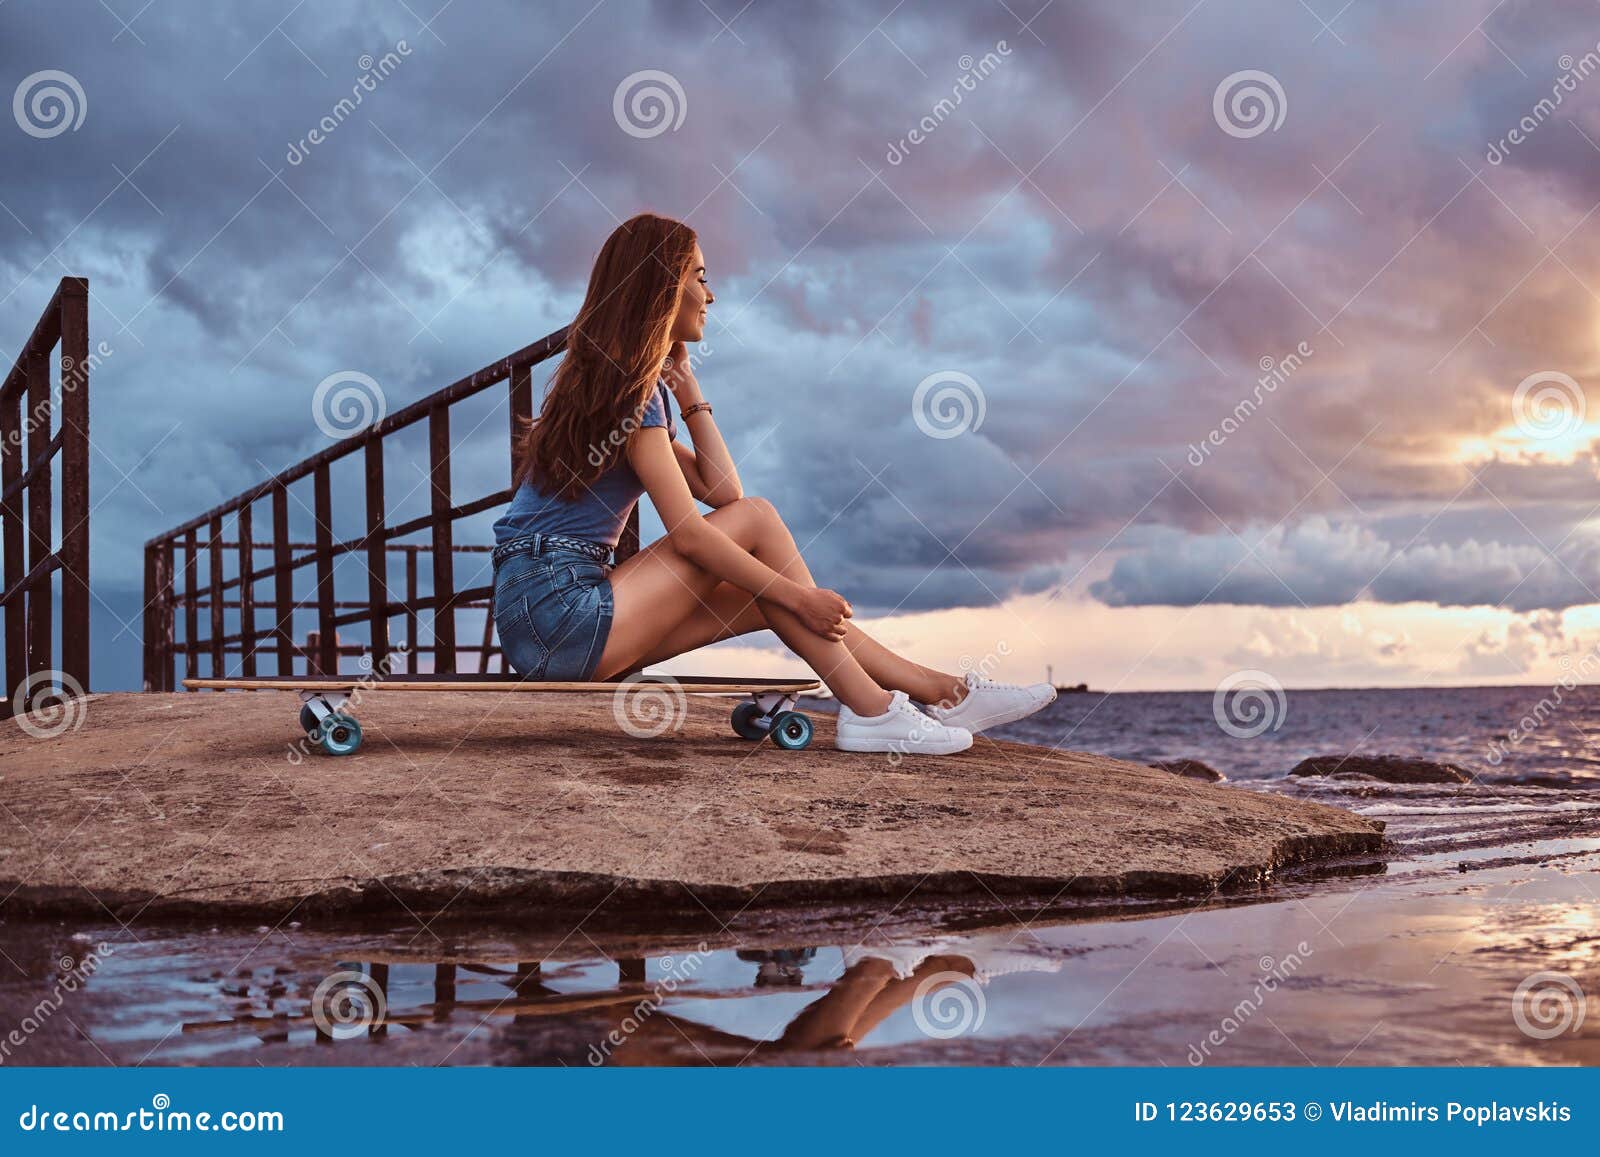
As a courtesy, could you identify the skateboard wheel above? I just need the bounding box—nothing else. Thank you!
[318,713,363,756]
[769,711,813,750]
[299,704,321,738]
[731,701,768,740]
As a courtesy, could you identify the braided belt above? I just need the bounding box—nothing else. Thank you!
[492,533,613,567]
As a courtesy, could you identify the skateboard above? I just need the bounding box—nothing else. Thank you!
[180,673,823,756]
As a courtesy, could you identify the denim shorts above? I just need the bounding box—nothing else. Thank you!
[492,547,615,681]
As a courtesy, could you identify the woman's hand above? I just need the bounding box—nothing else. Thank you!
[663,341,703,408]
[788,586,852,640]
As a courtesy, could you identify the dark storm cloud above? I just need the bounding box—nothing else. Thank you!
[6,0,1600,644]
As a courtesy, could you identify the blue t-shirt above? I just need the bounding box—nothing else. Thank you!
[493,380,677,549]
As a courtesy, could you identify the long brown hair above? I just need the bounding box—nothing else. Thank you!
[516,213,698,499]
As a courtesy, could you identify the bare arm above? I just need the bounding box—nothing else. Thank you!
[627,426,849,638]
[672,439,741,507]
[663,342,741,507]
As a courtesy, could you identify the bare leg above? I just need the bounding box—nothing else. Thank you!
[776,956,898,1049]
[595,498,897,715]
[607,498,967,705]
[848,953,978,1041]
[633,581,965,707]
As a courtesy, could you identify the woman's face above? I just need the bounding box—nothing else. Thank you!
[670,243,713,342]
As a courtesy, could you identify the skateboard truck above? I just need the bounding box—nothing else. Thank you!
[297,691,363,757]
[730,692,813,750]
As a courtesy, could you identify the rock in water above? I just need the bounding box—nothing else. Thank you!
[1151,758,1224,782]
[1289,754,1471,784]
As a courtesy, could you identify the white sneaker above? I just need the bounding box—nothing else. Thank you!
[924,672,1058,734]
[835,689,973,755]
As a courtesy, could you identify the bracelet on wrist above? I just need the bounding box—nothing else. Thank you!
[681,401,713,418]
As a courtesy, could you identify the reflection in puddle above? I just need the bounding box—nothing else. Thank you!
[171,935,1073,1064]
[4,842,1598,1066]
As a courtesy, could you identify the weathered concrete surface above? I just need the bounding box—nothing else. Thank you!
[0,692,1385,920]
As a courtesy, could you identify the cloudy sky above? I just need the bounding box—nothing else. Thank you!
[6,0,1600,692]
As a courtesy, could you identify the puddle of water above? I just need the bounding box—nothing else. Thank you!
[4,844,1598,1067]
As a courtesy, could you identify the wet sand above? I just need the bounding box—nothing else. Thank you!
[0,691,1381,918]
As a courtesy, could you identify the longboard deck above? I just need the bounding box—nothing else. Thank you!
[183,674,824,754]
[182,674,822,694]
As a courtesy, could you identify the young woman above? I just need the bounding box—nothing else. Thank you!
[491,213,1057,755]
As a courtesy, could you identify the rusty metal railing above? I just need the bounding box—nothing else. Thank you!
[143,326,642,689]
[1,277,90,715]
